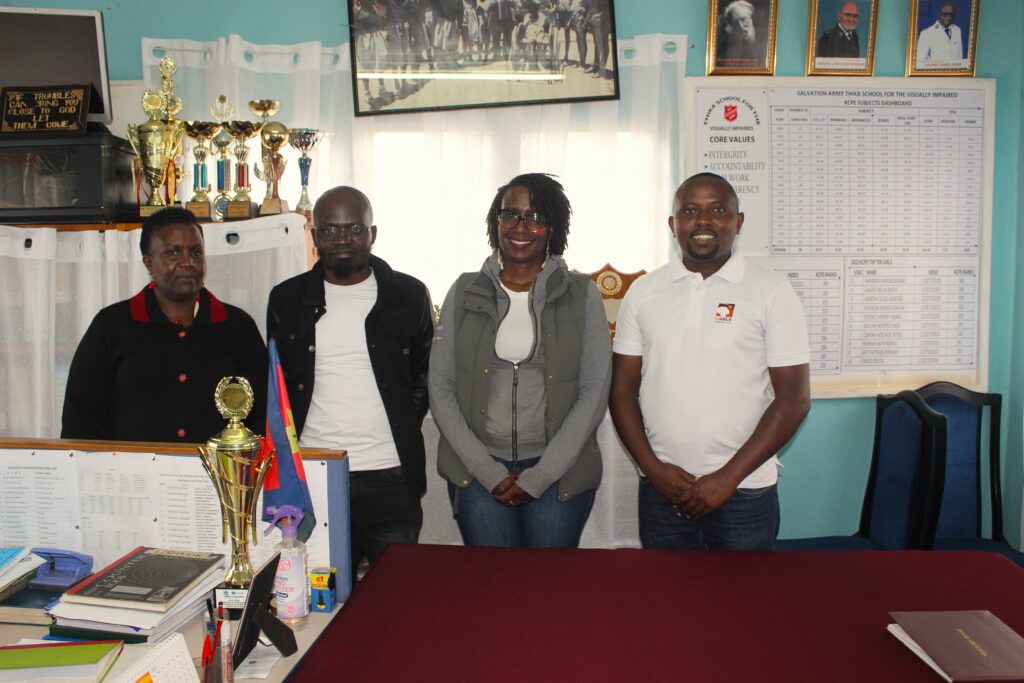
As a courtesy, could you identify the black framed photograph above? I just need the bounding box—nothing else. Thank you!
[907,0,980,76]
[706,0,778,75]
[806,0,878,76]
[348,0,620,116]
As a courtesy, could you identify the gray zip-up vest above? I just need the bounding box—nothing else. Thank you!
[437,266,602,500]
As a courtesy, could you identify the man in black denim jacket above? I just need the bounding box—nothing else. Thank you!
[266,186,433,577]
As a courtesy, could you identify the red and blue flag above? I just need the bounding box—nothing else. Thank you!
[262,338,315,540]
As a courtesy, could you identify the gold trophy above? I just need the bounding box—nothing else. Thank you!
[288,128,325,214]
[210,96,236,222]
[224,119,263,219]
[183,121,221,220]
[250,100,289,215]
[126,56,185,217]
[198,376,276,610]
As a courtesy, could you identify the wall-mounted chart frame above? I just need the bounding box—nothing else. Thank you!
[684,77,995,398]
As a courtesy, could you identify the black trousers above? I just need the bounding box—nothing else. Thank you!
[349,465,423,581]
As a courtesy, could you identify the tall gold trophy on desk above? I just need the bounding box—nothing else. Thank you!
[126,56,185,216]
[251,99,290,215]
[198,376,275,611]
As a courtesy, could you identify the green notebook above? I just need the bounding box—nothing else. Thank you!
[0,640,123,681]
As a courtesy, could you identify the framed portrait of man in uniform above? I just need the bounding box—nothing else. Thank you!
[346,0,620,116]
[707,0,778,75]
[907,0,980,76]
[806,0,878,76]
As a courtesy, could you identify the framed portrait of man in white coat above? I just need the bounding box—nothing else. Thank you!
[907,0,980,76]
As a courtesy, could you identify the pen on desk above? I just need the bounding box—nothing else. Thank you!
[202,632,212,668]
[215,604,224,649]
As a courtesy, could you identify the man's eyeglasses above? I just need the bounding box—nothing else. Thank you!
[315,224,369,240]
[496,209,548,232]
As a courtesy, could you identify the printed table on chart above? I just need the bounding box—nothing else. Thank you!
[844,258,977,370]
[770,107,981,256]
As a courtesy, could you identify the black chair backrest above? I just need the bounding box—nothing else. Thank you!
[859,390,947,550]
[916,381,1004,543]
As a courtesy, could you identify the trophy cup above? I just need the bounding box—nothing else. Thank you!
[126,56,185,217]
[198,376,276,612]
[183,121,221,220]
[288,128,325,214]
[224,120,263,220]
[249,100,289,215]
[210,96,235,222]
[255,122,290,214]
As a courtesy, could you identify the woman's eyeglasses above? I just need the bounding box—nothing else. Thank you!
[496,210,548,232]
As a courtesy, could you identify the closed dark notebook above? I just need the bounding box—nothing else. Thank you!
[889,610,1024,682]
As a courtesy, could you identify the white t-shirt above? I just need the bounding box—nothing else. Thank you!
[494,284,534,364]
[612,252,810,488]
[299,272,401,471]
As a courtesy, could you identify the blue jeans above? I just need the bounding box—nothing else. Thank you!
[448,456,595,548]
[638,477,779,551]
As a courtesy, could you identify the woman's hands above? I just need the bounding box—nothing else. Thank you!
[491,471,536,508]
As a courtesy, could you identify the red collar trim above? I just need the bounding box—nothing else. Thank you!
[129,287,228,324]
[207,289,227,323]
[129,288,150,322]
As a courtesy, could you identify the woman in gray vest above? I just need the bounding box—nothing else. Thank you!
[429,173,611,546]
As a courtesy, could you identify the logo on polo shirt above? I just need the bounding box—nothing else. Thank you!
[714,303,735,322]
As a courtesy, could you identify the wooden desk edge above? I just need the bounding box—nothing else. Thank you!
[0,437,346,460]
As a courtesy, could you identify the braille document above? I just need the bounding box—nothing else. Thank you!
[888,610,1024,682]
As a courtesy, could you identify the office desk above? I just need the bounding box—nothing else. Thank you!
[292,545,1024,682]
[0,609,338,682]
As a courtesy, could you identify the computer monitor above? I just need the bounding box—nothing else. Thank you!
[0,7,113,126]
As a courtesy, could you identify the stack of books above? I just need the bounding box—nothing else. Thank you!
[0,547,50,626]
[47,547,225,643]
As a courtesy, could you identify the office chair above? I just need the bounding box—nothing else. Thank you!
[916,381,1024,567]
[777,390,947,551]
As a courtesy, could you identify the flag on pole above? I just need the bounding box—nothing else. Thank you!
[262,338,315,541]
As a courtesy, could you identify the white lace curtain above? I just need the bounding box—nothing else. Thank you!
[142,33,687,302]
[0,216,307,439]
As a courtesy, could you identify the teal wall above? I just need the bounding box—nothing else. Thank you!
[3,0,1022,544]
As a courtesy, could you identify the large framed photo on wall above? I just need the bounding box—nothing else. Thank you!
[347,0,620,116]
[806,0,878,76]
[707,0,778,75]
[907,0,980,76]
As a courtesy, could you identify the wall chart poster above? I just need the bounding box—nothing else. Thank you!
[691,79,993,396]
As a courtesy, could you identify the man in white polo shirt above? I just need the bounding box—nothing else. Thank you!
[609,173,810,550]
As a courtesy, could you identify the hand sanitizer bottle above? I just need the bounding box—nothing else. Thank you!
[265,505,309,625]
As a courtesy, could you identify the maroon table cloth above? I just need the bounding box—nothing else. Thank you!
[290,544,1024,682]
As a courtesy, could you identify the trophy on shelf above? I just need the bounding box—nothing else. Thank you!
[198,376,275,612]
[224,118,263,220]
[126,56,185,217]
[288,128,325,214]
[250,100,290,215]
[210,96,235,222]
[183,121,221,220]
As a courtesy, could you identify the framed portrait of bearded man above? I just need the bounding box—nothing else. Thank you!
[707,0,778,75]
[347,0,620,116]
